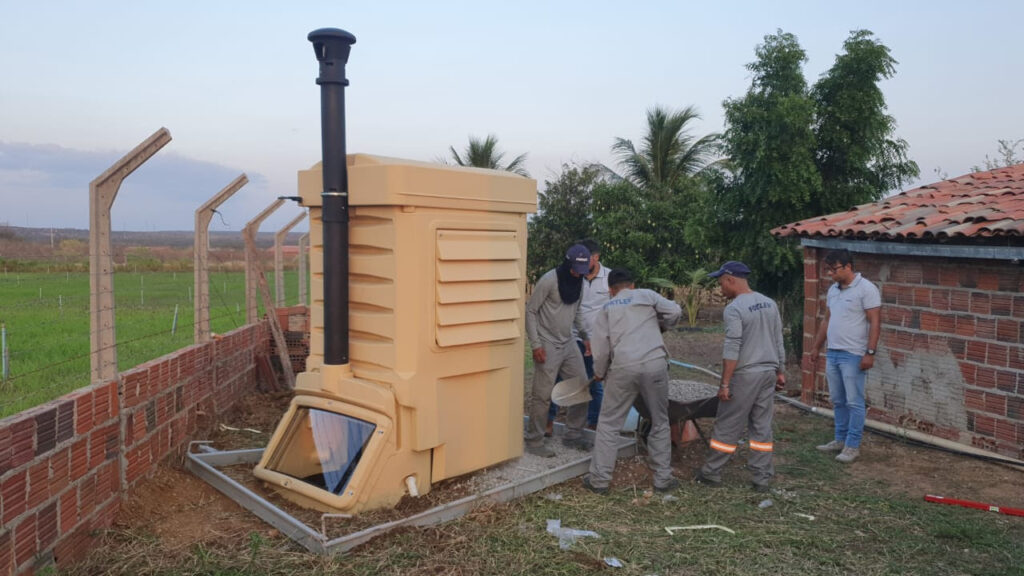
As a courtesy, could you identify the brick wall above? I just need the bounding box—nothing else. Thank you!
[801,248,1024,459]
[0,322,268,575]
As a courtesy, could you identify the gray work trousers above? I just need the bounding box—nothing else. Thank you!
[588,362,673,489]
[525,341,588,446]
[700,370,776,485]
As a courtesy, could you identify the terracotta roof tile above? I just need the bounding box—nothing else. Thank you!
[772,164,1024,240]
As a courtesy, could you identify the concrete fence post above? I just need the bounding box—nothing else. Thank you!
[243,199,284,324]
[89,128,172,383]
[298,233,309,306]
[194,174,248,343]
[274,212,307,307]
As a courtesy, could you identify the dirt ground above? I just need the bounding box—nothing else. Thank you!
[104,326,1024,562]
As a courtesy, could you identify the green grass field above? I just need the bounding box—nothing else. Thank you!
[0,269,300,418]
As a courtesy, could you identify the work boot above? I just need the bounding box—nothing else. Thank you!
[562,436,593,452]
[835,447,860,463]
[694,471,722,487]
[751,482,771,493]
[525,443,556,458]
[581,474,608,495]
[816,439,845,453]
[654,477,681,493]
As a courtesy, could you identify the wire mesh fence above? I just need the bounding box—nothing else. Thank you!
[0,265,304,418]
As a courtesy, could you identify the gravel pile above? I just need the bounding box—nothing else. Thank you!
[667,379,718,404]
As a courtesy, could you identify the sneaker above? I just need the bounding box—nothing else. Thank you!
[562,436,593,452]
[525,443,556,458]
[654,478,681,493]
[751,482,771,493]
[694,471,722,487]
[835,447,860,463]
[816,440,845,453]
[581,474,609,495]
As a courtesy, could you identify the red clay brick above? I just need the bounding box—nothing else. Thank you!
[53,526,92,568]
[973,412,996,435]
[975,317,996,340]
[987,343,1009,367]
[994,419,1018,444]
[27,460,50,509]
[991,293,1013,316]
[912,286,930,307]
[49,448,71,496]
[919,311,939,331]
[936,313,956,334]
[0,426,11,477]
[37,501,58,550]
[10,419,35,469]
[950,290,970,312]
[965,389,985,411]
[983,392,1007,416]
[976,367,997,389]
[69,439,89,482]
[74,391,94,436]
[59,489,78,536]
[962,338,987,360]
[957,316,978,338]
[34,407,57,457]
[970,292,991,315]
[13,513,36,568]
[931,288,951,310]
[0,529,11,576]
[996,319,1020,343]
[2,469,27,525]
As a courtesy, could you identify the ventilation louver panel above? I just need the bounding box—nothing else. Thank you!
[436,230,521,347]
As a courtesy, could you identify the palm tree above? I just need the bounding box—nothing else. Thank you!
[612,105,720,189]
[447,134,530,177]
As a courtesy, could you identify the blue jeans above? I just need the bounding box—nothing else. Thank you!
[825,350,866,449]
[548,340,604,427]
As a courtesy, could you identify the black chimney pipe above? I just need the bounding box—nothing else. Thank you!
[309,27,356,366]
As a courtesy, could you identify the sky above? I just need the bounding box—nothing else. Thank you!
[1,1,1022,233]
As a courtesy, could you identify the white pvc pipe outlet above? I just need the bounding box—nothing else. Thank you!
[405,475,420,497]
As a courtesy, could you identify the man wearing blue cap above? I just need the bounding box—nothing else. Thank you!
[524,243,594,457]
[696,261,786,492]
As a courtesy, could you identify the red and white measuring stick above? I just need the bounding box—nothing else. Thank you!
[924,494,1024,517]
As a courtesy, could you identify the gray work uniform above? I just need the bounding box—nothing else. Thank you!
[587,288,681,489]
[700,291,785,486]
[524,269,589,446]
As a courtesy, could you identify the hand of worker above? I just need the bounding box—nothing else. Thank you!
[718,384,731,402]
[775,371,787,391]
[859,353,875,371]
[583,340,592,357]
[532,347,546,364]
[804,350,819,371]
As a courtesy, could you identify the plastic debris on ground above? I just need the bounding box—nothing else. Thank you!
[545,493,563,501]
[604,557,624,568]
[665,524,736,535]
[758,499,773,509]
[793,513,815,521]
[546,519,600,550]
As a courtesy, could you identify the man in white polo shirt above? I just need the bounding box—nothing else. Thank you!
[809,249,881,463]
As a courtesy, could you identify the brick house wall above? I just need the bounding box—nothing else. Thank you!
[0,322,268,575]
[800,247,1024,459]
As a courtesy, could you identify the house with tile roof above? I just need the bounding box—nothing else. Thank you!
[772,164,1024,459]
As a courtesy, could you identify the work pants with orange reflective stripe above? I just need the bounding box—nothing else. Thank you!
[700,370,776,486]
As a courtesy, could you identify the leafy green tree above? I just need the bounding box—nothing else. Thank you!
[611,105,720,194]
[446,134,529,177]
[526,164,598,281]
[711,30,821,297]
[811,29,919,214]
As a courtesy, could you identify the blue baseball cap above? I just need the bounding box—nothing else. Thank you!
[565,244,591,275]
[708,261,751,278]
